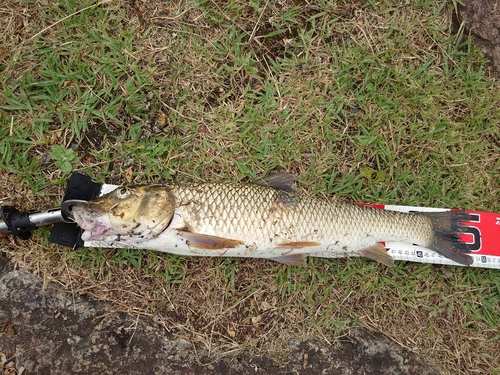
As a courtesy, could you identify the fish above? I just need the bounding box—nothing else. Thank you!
[70,173,473,267]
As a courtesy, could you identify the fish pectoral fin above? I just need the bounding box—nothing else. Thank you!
[270,254,308,267]
[254,172,297,192]
[359,243,395,267]
[177,231,243,250]
[276,241,321,248]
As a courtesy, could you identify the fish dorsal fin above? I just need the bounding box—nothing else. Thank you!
[359,243,395,267]
[270,254,308,267]
[255,173,297,192]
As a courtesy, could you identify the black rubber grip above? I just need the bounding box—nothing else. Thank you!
[0,206,34,240]
[48,173,102,248]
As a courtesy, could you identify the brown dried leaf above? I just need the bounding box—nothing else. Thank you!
[226,326,236,338]
[260,301,273,311]
[0,49,8,64]
[124,167,133,184]
[251,315,261,325]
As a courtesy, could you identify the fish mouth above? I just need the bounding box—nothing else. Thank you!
[71,206,110,241]
[61,199,89,222]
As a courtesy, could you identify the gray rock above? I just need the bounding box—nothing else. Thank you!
[458,0,500,75]
[0,258,439,374]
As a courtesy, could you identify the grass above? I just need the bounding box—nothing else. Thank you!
[1,0,499,374]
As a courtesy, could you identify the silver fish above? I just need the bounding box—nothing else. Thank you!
[70,173,472,266]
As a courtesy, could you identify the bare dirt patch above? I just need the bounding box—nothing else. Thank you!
[0,261,439,374]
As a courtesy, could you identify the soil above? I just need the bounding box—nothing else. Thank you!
[457,0,500,76]
[0,254,439,375]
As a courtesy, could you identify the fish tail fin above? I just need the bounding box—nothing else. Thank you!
[423,211,473,266]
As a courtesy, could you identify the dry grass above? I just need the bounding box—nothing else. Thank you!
[1,0,499,374]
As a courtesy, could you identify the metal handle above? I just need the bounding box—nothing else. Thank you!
[0,206,63,239]
[0,200,89,239]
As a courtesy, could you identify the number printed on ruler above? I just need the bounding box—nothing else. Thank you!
[453,213,482,252]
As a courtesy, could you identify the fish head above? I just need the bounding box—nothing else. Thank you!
[71,185,175,242]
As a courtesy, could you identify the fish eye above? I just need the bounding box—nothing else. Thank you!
[115,187,131,199]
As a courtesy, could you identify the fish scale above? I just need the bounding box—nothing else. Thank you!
[170,182,433,249]
[71,175,473,266]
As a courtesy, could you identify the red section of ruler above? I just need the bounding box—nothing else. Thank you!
[460,211,500,257]
[357,203,385,209]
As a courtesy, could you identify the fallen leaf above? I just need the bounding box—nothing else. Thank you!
[226,326,236,338]
[157,112,167,127]
[251,315,261,325]
[0,49,9,64]
[125,167,133,183]
[260,301,273,311]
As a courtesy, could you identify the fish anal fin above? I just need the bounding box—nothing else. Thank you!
[270,254,308,267]
[177,231,243,250]
[276,241,321,249]
[360,243,395,267]
[255,173,297,192]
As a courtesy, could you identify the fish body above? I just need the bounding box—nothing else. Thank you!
[71,174,472,266]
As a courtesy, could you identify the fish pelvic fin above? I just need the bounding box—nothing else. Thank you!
[270,254,308,267]
[177,231,244,250]
[359,243,395,267]
[424,211,473,266]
